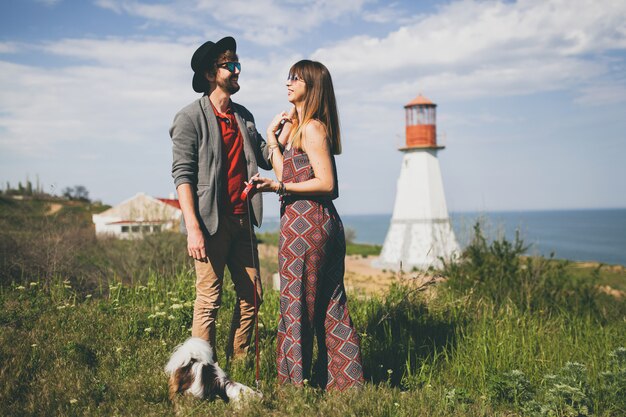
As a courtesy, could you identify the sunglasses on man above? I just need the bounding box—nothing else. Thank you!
[218,62,241,72]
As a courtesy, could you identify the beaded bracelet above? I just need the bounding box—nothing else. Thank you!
[275,181,286,196]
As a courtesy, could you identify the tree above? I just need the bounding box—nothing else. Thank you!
[62,185,90,202]
[62,187,74,200]
[73,185,90,202]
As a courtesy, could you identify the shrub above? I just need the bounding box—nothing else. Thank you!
[441,222,614,318]
[541,362,593,417]
[488,369,534,408]
[599,347,626,414]
[0,197,192,294]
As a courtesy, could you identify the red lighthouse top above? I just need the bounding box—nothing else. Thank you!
[402,94,443,150]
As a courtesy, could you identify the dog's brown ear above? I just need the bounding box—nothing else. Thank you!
[169,363,195,401]
[202,363,229,402]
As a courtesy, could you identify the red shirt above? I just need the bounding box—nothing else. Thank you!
[212,101,247,215]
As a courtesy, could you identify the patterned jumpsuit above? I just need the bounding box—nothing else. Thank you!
[276,146,364,391]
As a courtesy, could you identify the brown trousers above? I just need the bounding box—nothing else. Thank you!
[192,214,262,362]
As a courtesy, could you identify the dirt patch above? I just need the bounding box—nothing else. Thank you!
[46,203,63,215]
[258,245,440,297]
[598,285,625,300]
[344,255,396,296]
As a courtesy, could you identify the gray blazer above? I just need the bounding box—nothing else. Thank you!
[170,95,272,235]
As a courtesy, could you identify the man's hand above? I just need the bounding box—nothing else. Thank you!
[187,227,207,261]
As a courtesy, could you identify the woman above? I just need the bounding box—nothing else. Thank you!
[253,60,364,391]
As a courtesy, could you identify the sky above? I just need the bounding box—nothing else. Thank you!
[1,0,625,216]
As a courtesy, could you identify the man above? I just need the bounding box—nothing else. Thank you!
[170,36,271,362]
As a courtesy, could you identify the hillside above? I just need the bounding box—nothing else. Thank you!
[1,196,625,416]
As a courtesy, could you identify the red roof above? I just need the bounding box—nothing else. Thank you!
[405,94,436,108]
[157,198,181,209]
[107,220,168,225]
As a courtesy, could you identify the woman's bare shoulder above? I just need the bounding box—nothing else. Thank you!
[302,120,329,148]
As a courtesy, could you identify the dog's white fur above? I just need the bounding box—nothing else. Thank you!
[165,337,259,404]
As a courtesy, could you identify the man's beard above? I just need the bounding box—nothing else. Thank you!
[218,76,240,94]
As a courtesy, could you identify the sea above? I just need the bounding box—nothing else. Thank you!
[258,208,626,266]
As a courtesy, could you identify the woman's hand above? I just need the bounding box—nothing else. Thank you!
[266,111,290,140]
[253,176,279,193]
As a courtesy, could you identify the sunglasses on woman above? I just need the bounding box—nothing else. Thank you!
[287,74,304,83]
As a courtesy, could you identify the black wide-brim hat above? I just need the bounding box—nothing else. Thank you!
[191,36,236,93]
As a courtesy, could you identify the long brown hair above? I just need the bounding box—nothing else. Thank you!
[288,60,342,155]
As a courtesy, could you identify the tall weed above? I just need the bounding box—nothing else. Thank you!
[442,222,619,318]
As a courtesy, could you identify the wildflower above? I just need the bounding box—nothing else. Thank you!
[69,399,78,405]
[57,305,66,310]
[148,314,156,319]
[171,304,183,310]
[155,311,166,317]
[17,285,25,290]
[387,369,393,375]
[258,323,265,329]
[144,327,152,333]
[30,282,38,287]
[85,294,92,299]
[31,344,37,348]
[303,379,309,386]
[394,402,399,407]
[170,297,179,302]
[168,315,175,320]
[116,347,122,353]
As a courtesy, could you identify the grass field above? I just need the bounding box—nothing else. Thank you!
[1,197,625,416]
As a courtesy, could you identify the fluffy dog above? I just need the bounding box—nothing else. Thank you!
[165,337,260,404]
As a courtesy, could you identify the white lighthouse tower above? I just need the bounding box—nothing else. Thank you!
[376,94,459,271]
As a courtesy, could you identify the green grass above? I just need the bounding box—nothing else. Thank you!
[257,231,382,257]
[346,242,382,257]
[1,268,625,416]
[1,201,625,416]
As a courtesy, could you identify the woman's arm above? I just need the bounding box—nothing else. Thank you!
[277,106,296,147]
[266,112,291,181]
[255,120,335,196]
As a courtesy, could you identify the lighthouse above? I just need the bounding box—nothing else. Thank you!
[376,94,460,271]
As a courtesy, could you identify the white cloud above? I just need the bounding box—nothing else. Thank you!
[313,0,626,103]
[94,0,368,46]
[0,38,192,155]
[95,0,200,28]
[35,0,62,6]
[2,0,626,210]
[0,42,18,54]
[0,36,295,157]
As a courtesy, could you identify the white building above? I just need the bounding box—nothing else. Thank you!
[376,94,460,270]
[92,192,181,238]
